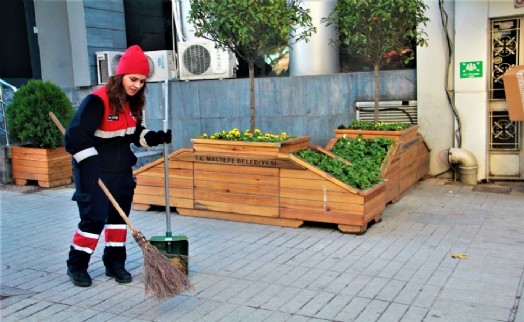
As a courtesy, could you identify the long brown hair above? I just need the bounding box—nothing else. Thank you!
[106,75,147,120]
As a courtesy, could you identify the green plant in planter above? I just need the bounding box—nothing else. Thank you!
[6,80,74,149]
[322,0,429,123]
[338,120,413,131]
[295,136,394,190]
[197,128,296,142]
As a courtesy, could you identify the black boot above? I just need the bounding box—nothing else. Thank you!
[103,246,131,283]
[67,268,92,287]
[105,266,132,283]
[67,247,92,287]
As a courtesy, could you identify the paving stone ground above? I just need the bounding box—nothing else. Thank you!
[1,178,523,322]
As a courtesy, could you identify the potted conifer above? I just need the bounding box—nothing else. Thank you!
[6,79,75,187]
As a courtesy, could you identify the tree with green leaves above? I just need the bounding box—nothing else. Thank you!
[323,0,430,123]
[187,0,316,133]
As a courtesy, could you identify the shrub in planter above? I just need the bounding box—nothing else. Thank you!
[6,80,75,187]
[6,79,74,149]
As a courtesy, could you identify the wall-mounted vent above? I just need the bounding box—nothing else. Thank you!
[356,100,418,124]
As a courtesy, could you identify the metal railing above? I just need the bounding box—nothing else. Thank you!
[0,79,17,146]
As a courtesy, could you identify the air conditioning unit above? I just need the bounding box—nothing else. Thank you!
[145,50,178,82]
[356,100,418,124]
[178,41,237,81]
[96,51,124,85]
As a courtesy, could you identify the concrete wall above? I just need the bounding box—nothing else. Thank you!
[139,70,416,151]
[418,0,524,181]
[417,0,456,177]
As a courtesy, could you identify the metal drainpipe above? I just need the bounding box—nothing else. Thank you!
[448,148,478,185]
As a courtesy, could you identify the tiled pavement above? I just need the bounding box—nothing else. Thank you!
[1,178,523,322]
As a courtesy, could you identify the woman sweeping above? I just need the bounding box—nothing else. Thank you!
[65,45,172,287]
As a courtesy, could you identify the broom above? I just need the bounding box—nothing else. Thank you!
[50,112,193,299]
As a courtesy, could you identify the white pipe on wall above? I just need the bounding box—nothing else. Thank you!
[448,148,478,185]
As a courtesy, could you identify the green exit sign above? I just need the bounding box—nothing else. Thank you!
[460,61,483,78]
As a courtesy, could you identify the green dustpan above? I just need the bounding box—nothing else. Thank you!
[150,81,189,274]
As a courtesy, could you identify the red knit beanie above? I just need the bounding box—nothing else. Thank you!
[116,45,150,76]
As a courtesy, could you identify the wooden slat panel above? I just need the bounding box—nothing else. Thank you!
[195,171,279,186]
[176,152,304,170]
[416,143,430,178]
[280,197,364,213]
[280,208,365,226]
[37,178,72,188]
[134,185,194,199]
[280,168,321,180]
[135,175,193,189]
[280,175,348,192]
[191,137,310,157]
[11,146,70,159]
[12,158,70,169]
[12,170,71,181]
[177,208,303,228]
[195,190,278,207]
[194,200,279,217]
[136,167,193,181]
[194,162,278,175]
[362,192,386,214]
[133,193,193,208]
[192,143,281,156]
[280,187,363,204]
[195,180,279,196]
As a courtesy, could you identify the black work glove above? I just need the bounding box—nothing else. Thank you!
[162,129,172,144]
[145,130,172,146]
[144,131,163,146]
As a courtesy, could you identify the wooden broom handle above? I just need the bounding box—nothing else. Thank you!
[97,179,136,232]
[49,112,66,135]
[49,112,137,232]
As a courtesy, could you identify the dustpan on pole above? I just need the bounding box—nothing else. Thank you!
[149,78,189,274]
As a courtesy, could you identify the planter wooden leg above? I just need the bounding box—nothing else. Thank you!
[338,224,367,234]
[338,213,382,234]
[38,178,72,188]
[14,179,28,186]
[133,203,152,211]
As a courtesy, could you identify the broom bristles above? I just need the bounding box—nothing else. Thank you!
[133,230,193,300]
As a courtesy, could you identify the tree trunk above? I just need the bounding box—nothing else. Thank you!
[373,63,380,123]
[249,62,256,133]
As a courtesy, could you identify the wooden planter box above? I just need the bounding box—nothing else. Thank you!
[326,125,430,203]
[11,145,72,188]
[133,137,386,234]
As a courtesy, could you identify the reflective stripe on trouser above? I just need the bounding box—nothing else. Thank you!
[105,224,127,247]
[72,229,100,254]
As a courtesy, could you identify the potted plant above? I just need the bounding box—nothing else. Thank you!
[187,0,316,133]
[6,79,75,187]
[322,0,430,122]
